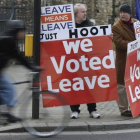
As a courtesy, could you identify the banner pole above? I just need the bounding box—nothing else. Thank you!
[32,0,41,119]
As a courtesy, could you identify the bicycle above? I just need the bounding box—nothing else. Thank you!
[0,71,70,137]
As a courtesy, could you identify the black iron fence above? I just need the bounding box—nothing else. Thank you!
[1,0,134,56]
[0,0,28,34]
[0,0,14,36]
[0,0,82,56]
[0,0,90,35]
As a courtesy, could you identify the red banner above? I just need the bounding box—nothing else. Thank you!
[125,38,140,118]
[40,27,118,107]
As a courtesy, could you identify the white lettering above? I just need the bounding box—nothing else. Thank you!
[59,79,71,92]
[46,75,110,92]
[102,50,115,69]
[89,57,101,70]
[130,64,136,82]
[135,86,140,99]
[137,50,140,61]
[130,64,140,83]
[81,39,93,52]
[63,39,93,54]
[128,85,137,103]
[47,76,59,92]
[73,78,84,91]
[66,59,80,72]
[98,75,110,88]
[79,55,89,71]
[84,76,97,89]
[50,56,65,74]
[63,40,80,54]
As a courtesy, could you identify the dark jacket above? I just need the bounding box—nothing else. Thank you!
[0,36,33,72]
[76,19,93,28]
[112,18,137,85]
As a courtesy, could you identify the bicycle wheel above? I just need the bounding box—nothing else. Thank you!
[19,90,70,137]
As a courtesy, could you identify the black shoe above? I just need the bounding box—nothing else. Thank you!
[2,113,22,123]
[121,111,132,117]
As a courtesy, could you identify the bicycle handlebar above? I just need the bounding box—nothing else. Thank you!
[12,71,39,85]
[13,81,31,85]
[27,72,39,75]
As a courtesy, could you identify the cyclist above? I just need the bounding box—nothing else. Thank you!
[0,20,42,123]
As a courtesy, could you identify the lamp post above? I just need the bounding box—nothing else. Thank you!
[32,0,41,119]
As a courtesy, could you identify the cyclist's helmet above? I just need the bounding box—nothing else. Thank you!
[6,20,26,36]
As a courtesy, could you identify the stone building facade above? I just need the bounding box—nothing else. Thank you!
[49,0,135,25]
[0,0,136,34]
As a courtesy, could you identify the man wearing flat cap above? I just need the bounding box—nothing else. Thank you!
[112,4,138,117]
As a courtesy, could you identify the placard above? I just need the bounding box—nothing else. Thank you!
[40,25,118,107]
[125,38,140,117]
[41,4,75,31]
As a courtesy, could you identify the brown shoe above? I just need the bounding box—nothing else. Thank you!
[121,111,132,117]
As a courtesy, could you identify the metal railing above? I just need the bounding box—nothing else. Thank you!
[0,0,30,55]
[0,0,15,36]
[0,0,96,57]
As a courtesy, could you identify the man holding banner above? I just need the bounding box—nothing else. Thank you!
[112,4,138,117]
[40,3,117,120]
[70,3,100,119]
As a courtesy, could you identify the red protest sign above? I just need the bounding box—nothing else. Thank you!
[125,38,140,118]
[40,26,118,107]
[134,21,140,39]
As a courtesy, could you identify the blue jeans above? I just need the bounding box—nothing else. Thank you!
[0,74,17,108]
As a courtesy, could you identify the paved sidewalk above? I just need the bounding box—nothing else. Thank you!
[0,65,140,133]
